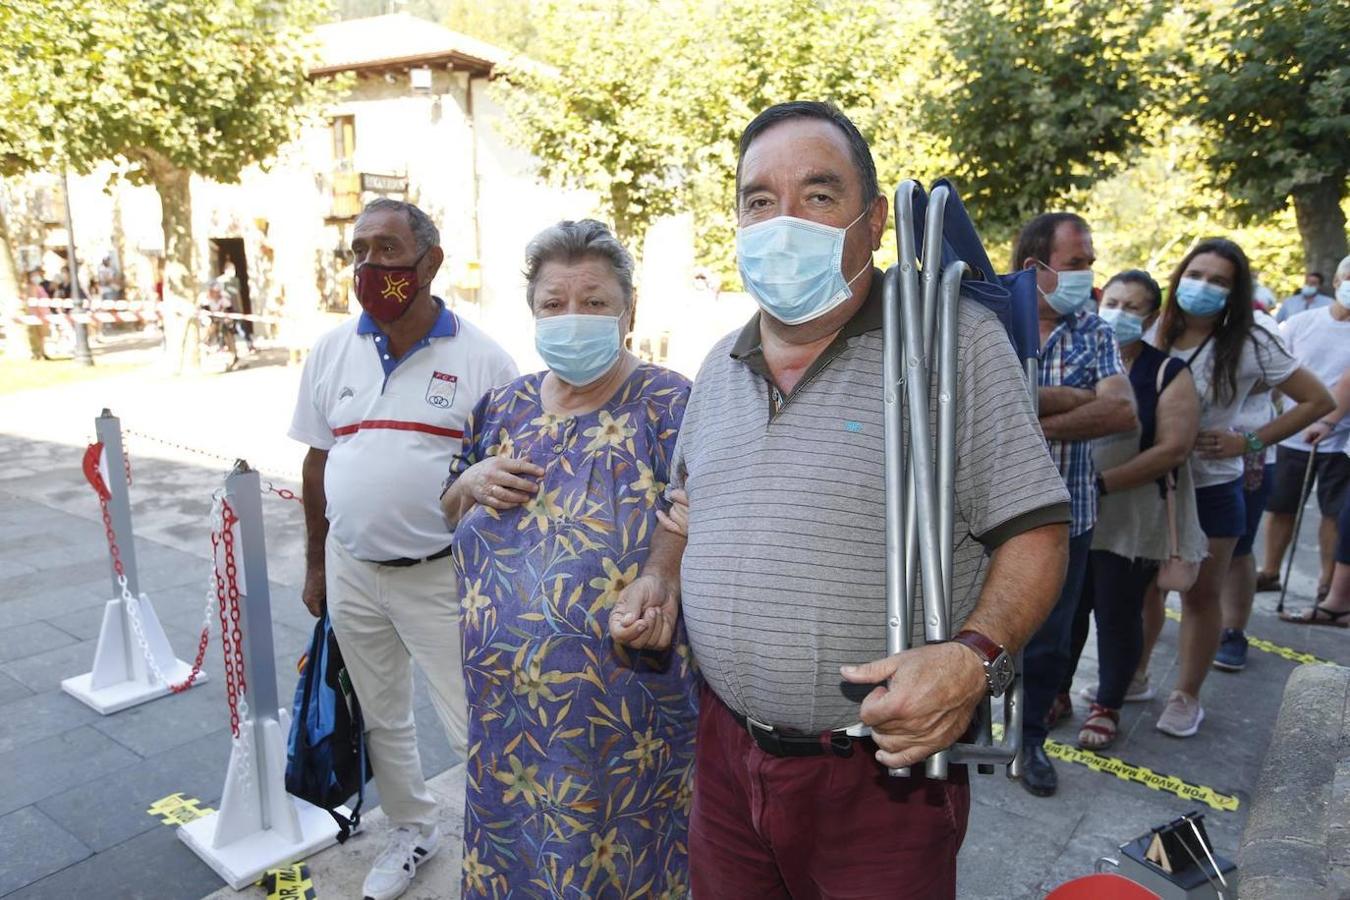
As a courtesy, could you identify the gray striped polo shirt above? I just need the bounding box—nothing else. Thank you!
[673,275,1071,733]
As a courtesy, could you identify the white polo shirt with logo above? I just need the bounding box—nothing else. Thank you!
[289,300,518,561]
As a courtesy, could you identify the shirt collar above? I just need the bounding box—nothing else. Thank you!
[358,296,458,338]
[729,267,885,362]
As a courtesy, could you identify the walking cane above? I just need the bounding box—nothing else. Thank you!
[1277,447,1319,614]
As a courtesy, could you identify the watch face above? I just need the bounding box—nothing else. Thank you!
[988,653,1015,698]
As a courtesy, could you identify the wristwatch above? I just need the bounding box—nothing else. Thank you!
[950,630,1015,698]
[1244,431,1265,453]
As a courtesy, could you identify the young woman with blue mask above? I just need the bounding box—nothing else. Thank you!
[1061,271,1204,749]
[1145,238,1333,738]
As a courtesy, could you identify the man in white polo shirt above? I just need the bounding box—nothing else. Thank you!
[289,198,516,900]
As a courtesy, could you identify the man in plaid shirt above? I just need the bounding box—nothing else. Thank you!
[1013,212,1137,798]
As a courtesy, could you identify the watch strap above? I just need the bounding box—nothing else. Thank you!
[951,629,1002,664]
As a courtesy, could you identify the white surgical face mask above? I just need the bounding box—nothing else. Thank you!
[736,209,869,325]
[1301,284,1318,297]
[1336,280,1350,309]
[1038,264,1094,316]
[534,314,622,386]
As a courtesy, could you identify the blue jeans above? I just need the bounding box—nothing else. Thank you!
[1022,529,1093,749]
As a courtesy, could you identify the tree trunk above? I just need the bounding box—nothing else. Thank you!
[138,149,200,372]
[0,198,32,360]
[1291,177,1349,284]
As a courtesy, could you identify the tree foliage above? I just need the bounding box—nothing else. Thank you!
[1187,0,1348,275]
[921,0,1167,242]
[498,0,930,274]
[1,0,334,183]
[1188,0,1348,220]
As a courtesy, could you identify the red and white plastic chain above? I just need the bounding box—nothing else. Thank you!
[215,499,250,738]
[84,441,208,694]
[264,481,302,505]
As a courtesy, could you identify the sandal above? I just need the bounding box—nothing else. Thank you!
[1280,603,1350,628]
[1317,584,1331,604]
[1077,703,1120,750]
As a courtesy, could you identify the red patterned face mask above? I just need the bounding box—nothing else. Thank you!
[355,251,427,323]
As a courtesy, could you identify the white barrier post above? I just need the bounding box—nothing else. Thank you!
[62,408,205,714]
[179,461,341,888]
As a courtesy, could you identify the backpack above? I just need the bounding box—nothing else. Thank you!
[285,613,371,842]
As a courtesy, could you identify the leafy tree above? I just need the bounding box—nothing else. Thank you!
[1187,0,1349,278]
[0,0,336,368]
[499,0,928,276]
[921,0,1167,246]
[442,0,539,57]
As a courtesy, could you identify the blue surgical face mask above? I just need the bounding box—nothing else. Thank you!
[534,314,622,386]
[1098,307,1145,346]
[1175,278,1230,317]
[1038,265,1095,316]
[736,209,869,325]
[1301,284,1318,297]
[1336,281,1350,309]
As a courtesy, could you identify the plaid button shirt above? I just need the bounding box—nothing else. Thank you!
[1038,310,1125,536]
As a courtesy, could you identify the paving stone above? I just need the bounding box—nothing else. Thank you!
[0,585,113,629]
[0,805,92,896]
[0,638,98,693]
[956,803,1063,900]
[0,670,34,704]
[0,620,78,665]
[0,726,141,817]
[90,680,238,758]
[36,727,234,852]
[0,688,108,755]
[0,557,37,580]
[6,813,224,900]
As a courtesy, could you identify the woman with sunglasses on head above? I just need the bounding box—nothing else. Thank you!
[1146,238,1333,738]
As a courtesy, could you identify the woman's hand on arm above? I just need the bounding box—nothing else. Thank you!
[655,488,689,537]
[1101,366,1200,491]
[440,454,544,528]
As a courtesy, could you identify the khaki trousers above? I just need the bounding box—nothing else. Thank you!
[325,536,466,828]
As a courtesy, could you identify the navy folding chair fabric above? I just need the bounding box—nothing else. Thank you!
[902,179,1040,364]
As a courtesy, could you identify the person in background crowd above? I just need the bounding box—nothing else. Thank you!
[442,219,698,900]
[1274,271,1330,323]
[289,198,517,900]
[1211,301,1285,672]
[1062,270,1203,749]
[1146,238,1332,738]
[1282,257,1350,628]
[97,255,120,300]
[1253,253,1350,628]
[23,268,50,361]
[611,101,1071,899]
[1014,212,1138,796]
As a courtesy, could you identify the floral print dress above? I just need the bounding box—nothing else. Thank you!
[449,363,698,899]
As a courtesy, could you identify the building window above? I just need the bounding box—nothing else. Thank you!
[332,115,355,163]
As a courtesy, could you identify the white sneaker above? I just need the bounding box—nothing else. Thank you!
[1079,672,1156,704]
[1155,690,1205,738]
[362,823,442,900]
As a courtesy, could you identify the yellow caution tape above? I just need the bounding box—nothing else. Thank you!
[146,792,215,826]
[1163,608,1336,666]
[259,862,317,900]
[1043,738,1239,812]
[990,725,1239,812]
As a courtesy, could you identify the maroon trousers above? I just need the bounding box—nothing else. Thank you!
[690,683,970,900]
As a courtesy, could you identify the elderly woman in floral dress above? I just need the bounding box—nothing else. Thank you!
[441,219,697,899]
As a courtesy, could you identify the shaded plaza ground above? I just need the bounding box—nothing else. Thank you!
[0,339,1346,898]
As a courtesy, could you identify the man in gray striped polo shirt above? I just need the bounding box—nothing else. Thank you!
[611,101,1070,898]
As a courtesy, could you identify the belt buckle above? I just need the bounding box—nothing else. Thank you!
[745,714,772,737]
